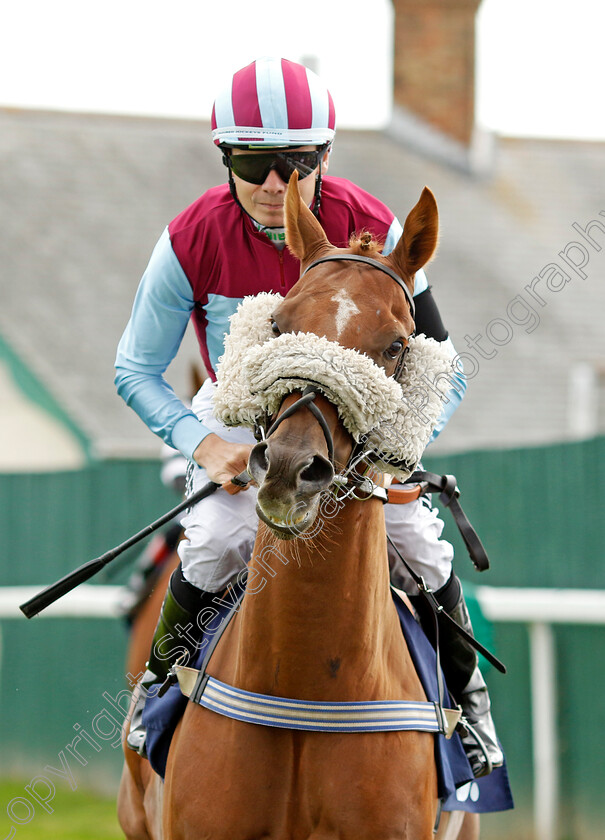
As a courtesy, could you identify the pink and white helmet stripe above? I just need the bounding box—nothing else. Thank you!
[211,57,336,147]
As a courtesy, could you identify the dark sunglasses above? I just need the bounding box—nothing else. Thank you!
[224,148,325,185]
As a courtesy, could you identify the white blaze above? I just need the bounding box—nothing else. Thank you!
[331,289,361,338]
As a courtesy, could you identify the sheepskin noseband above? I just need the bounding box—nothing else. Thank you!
[213,293,456,480]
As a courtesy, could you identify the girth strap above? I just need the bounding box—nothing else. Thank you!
[175,670,461,737]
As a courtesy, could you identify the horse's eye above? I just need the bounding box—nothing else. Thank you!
[270,319,281,336]
[385,339,404,359]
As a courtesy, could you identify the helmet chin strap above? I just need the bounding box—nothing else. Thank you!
[223,153,245,214]
[312,142,331,219]
[222,149,325,225]
[312,155,325,219]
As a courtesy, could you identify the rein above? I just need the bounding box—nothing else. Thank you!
[258,391,496,573]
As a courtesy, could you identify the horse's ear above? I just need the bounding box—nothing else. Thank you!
[285,171,331,266]
[385,187,439,288]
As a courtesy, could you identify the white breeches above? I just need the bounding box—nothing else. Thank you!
[178,380,454,594]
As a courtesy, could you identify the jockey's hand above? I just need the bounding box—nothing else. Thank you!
[193,434,254,495]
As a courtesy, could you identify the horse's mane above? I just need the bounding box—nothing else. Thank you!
[348,230,384,257]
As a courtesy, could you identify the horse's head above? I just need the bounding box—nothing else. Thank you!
[246,172,439,539]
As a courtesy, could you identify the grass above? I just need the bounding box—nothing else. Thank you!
[0,779,123,839]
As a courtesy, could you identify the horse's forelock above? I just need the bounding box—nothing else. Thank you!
[348,230,384,258]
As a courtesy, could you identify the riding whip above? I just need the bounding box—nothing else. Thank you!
[19,471,250,619]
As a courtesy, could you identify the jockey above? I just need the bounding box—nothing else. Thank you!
[115,56,503,777]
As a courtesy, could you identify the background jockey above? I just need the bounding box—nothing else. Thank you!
[115,56,502,777]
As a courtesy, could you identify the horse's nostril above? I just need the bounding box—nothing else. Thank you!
[299,455,334,490]
[248,442,269,483]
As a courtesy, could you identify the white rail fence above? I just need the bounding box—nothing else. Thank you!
[2,584,605,840]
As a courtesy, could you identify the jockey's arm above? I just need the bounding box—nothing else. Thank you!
[114,227,211,460]
[115,228,253,486]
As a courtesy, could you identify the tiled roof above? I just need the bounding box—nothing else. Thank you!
[2,108,604,458]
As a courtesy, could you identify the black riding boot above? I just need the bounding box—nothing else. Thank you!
[410,573,503,778]
[126,563,211,756]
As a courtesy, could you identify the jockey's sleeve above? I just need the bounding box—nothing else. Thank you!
[114,227,211,459]
[383,217,466,444]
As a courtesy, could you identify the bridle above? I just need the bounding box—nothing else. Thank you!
[246,258,505,682]
[300,254,416,318]
[255,385,388,506]
[256,254,417,501]
[264,386,334,464]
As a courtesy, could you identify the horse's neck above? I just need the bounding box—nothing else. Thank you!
[217,499,421,701]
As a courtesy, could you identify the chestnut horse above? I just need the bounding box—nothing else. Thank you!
[118,177,478,839]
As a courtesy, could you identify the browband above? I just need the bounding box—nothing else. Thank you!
[301,254,415,318]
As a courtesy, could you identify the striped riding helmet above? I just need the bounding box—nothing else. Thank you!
[211,57,336,148]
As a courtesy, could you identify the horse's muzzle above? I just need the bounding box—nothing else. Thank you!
[248,441,334,539]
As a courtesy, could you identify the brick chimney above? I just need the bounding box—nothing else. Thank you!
[391,0,489,171]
